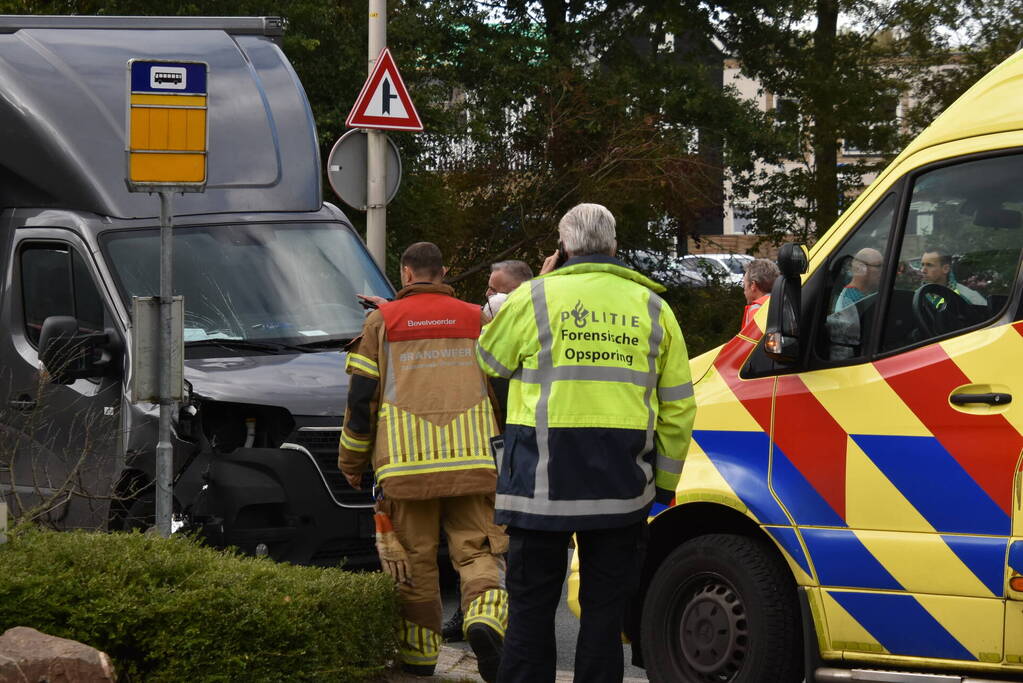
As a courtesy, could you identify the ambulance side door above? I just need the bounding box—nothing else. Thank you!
[771,151,1023,668]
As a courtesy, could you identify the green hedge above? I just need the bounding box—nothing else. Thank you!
[0,529,398,681]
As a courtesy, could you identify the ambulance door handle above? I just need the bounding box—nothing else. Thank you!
[949,392,1012,406]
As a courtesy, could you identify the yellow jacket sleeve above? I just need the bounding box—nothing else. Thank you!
[653,305,697,502]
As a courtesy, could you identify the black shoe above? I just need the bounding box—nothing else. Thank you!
[441,607,464,642]
[400,662,436,677]
[466,623,503,683]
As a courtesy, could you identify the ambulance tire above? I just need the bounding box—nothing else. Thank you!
[641,533,802,683]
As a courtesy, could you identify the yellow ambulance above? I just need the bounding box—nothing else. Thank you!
[575,47,1023,683]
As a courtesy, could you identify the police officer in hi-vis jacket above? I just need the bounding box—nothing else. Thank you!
[339,242,507,681]
[477,204,697,683]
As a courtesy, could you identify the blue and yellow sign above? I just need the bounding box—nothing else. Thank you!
[126,60,208,190]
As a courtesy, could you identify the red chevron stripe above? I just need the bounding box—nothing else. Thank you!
[876,341,1021,517]
[713,335,847,519]
[774,374,848,519]
[712,336,772,430]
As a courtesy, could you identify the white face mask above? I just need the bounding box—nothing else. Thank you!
[483,292,509,321]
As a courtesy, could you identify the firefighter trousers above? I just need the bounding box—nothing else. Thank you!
[381,494,509,669]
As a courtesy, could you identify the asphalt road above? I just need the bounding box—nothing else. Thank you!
[440,550,648,681]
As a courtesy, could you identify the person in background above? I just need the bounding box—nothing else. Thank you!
[443,258,533,643]
[477,203,696,683]
[834,247,883,311]
[741,258,780,328]
[483,259,533,321]
[919,245,986,306]
[338,242,507,682]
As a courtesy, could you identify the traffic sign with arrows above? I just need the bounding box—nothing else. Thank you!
[346,47,423,131]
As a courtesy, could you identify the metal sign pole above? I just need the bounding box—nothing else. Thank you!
[366,0,387,268]
[156,190,174,538]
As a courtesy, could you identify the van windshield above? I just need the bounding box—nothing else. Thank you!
[101,222,391,348]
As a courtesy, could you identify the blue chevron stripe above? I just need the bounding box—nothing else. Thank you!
[766,526,813,577]
[940,535,1007,597]
[692,430,788,525]
[851,434,1009,536]
[772,445,847,527]
[828,590,975,661]
[802,528,902,590]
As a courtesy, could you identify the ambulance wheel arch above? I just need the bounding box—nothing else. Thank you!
[633,503,807,680]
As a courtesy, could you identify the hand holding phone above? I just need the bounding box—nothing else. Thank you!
[357,294,387,310]
[540,241,569,275]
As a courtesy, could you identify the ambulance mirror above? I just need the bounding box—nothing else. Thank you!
[777,243,808,278]
[764,243,806,363]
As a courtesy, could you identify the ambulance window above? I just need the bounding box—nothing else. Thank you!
[880,153,1023,352]
[21,244,105,347]
[817,194,895,362]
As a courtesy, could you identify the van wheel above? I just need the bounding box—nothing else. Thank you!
[640,533,802,683]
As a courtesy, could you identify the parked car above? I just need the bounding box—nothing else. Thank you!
[622,250,707,287]
[681,253,753,286]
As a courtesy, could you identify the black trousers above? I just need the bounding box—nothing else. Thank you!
[497,521,646,683]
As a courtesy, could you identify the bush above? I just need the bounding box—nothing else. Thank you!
[0,529,398,681]
[662,282,747,357]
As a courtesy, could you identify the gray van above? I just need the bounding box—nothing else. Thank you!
[0,16,392,566]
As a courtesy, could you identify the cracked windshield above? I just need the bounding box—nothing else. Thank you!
[102,222,390,350]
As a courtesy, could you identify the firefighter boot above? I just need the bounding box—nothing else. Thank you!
[463,588,508,683]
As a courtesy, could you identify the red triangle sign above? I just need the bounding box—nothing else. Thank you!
[346,48,423,131]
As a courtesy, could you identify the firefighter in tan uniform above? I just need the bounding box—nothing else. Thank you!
[339,242,507,681]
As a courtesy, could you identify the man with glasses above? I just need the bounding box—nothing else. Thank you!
[835,247,884,312]
[483,260,533,321]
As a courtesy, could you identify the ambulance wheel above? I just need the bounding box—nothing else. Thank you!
[640,533,802,683]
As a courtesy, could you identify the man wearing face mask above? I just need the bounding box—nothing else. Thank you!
[483,260,534,321]
[338,242,508,681]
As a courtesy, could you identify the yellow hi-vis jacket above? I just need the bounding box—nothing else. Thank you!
[476,255,696,531]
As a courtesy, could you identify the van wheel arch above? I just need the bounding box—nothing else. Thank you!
[628,503,803,667]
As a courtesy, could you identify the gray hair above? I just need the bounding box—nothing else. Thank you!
[491,259,533,284]
[558,203,617,256]
[744,258,780,292]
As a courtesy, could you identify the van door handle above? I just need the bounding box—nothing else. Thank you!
[8,394,36,411]
[950,392,1012,406]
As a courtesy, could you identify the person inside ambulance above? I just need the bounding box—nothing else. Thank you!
[833,247,884,312]
[918,245,987,306]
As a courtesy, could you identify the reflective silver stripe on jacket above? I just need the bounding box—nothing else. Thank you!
[656,453,683,475]
[478,345,514,378]
[531,279,554,502]
[497,488,655,516]
[657,382,694,402]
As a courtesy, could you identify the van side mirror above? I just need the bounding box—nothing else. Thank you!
[38,316,120,385]
[764,244,808,363]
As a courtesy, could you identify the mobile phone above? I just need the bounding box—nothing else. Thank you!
[554,241,568,268]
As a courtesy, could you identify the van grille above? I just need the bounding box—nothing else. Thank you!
[289,428,373,505]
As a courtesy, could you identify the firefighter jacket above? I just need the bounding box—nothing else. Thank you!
[476,255,696,531]
[338,283,500,500]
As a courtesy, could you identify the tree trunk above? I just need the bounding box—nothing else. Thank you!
[811,0,839,237]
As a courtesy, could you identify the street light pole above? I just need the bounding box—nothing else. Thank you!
[366,0,387,269]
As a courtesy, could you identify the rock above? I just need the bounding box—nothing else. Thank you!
[0,627,114,683]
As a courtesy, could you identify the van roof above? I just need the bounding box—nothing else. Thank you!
[0,16,321,219]
[899,49,1023,159]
